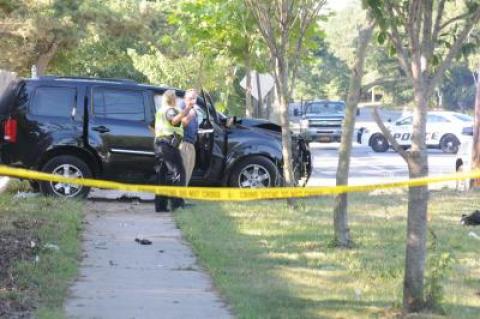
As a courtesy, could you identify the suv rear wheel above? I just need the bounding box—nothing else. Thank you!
[229,156,279,188]
[39,155,92,199]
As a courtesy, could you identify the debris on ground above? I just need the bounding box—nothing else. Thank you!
[135,238,152,245]
[44,243,60,251]
[461,210,480,225]
[468,232,480,240]
[13,192,40,200]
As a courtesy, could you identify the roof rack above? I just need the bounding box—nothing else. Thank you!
[37,76,137,84]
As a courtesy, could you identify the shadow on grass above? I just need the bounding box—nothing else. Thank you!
[176,192,480,319]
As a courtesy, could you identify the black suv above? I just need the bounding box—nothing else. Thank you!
[0,75,311,198]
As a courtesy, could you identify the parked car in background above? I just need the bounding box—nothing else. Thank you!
[295,100,346,143]
[360,111,473,153]
[0,74,311,198]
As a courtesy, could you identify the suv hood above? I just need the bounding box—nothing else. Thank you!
[238,118,282,133]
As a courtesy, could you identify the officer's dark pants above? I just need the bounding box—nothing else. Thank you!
[154,140,186,212]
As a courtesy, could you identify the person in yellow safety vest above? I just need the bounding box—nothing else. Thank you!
[153,89,193,212]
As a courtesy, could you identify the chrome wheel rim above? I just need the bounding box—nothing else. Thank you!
[238,164,271,188]
[50,164,83,197]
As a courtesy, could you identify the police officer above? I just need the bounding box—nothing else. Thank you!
[154,90,192,212]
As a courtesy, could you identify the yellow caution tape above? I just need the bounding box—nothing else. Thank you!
[0,164,478,201]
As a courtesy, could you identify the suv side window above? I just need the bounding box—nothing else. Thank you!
[93,88,145,121]
[31,86,76,117]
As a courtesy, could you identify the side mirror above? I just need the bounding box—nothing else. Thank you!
[388,118,392,123]
[462,126,473,136]
[294,109,300,117]
[356,109,360,116]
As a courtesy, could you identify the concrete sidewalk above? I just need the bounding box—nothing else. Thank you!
[65,201,232,319]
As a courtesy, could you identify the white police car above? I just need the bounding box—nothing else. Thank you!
[360,111,473,153]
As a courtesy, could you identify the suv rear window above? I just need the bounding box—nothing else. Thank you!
[93,88,145,121]
[31,86,76,117]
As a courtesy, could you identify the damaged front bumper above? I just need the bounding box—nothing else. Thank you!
[292,136,312,186]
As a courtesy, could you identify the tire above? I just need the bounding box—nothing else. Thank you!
[440,134,460,154]
[370,134,389,152]
[228,156,279,188]
[39,155,92,199]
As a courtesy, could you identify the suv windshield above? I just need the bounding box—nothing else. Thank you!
[305,101,344,114]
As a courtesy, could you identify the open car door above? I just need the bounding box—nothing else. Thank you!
[194,90,226,182]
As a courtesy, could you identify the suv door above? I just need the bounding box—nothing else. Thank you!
[193,92,226,182]
[87,86,155,182]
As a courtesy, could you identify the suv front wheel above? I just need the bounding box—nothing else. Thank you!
[229,156,279,188]
[39,155,92,199]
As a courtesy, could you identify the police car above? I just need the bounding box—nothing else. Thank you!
[360,111,473,153]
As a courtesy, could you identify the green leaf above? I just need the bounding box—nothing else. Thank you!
[377,31,387,45]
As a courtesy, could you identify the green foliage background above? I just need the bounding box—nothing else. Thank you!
[1,0,478,115]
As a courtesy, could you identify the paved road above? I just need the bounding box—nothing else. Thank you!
[307,142,457,189]
[64,201,232,319]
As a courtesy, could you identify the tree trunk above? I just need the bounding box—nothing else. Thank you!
[403,88,429,313]
[245,54,254,118]
[275,55,295,193]
[472,66,480,188]
[333,20,375,248]
[265,90,272,120]
[196,57,205,89]
[35,41,59,76]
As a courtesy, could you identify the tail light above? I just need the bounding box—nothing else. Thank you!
[4,118,17,143]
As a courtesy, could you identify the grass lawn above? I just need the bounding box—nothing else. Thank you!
[0,181,83,319]
[176,190,480,319]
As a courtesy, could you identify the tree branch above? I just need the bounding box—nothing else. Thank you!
[372,106,409,162]
[439,12,471,32]
[384,1,413,80]
[361,77,403,92]
[428,6,480,96]
[245,0,278,58]
[432,0,446,42]
[288,0,326,96]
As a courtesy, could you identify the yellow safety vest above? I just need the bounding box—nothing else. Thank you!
[155,107,184,138]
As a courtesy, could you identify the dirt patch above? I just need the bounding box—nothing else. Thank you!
[0,218,42,319]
